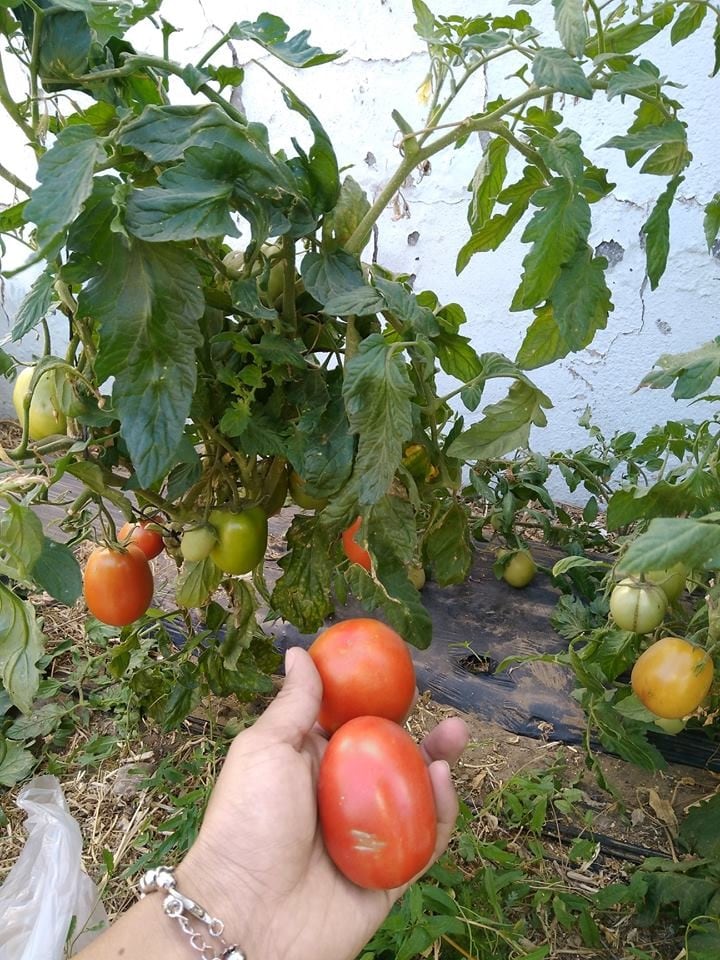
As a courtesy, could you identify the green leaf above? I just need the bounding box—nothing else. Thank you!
[11,267,56,341]
[533,128,585,183]
[612,692,657,722]
[516,304,570,369]
[467,136,510,232]
[343,335,414,504]
[176,559,222,609]
[301,248,366,304]
[680,795,720,857]
[457,165,545,273]
[7,702,67,740]
[126,146,241,242]
[435,332,483,381]
[550,246,612,350]
[0,738,35,788]
[281,85,339,215]
[552,0,588,57]
[607,481,691,530]
[641,141,692,176]
[704,192,720,249]
[593,699,666,770]
[323,286,385,316]
[0,199,28,233]
[78,236,205,486]
[606,61,661,99]
[641,175,682,290]
[23,125,105,256]
[272,514,334,632]
[31,537,82,604]
[671,2,707,44]
[511,179,591,310]
[229,13,344,68]
[602,119,687,158]
[373,277,439,336]
[65,462,133,520]
[324,175,371,248]
[0,581,44,714]
[423,500,472,586]
[639,338,720,399]
[619,518,720,574]
[0,500,44,581]
[588,22,662,55]
[713,20,720,77]
[531,48,593,99]
[448,379,552,460]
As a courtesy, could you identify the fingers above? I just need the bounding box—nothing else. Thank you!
[428,758,460,862]
[252,647,323,749]
[419,716,468,767]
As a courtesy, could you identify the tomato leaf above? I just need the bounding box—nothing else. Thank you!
[23,125,105,257]
[287,385,354,498]
[606,60,662,100]
[0,737,35,788]
[64,462,134,520]
[670,2,707,44]
[176,558,222,609]
[0,198,28,233]
[11,266,56,340]
[435,332,483,382]
[641,174,682,290]
[343,335,414,505]
[587,22,662,56]
[280,84,340,214]
[552,0,588,57]
[592,699,666,771]
[467,136,510,233]
[6,702,67,741]
[607,481,691,530]
[324,175,371,249]
[301,248,366,304]
[228,13,344,68]
[550,246,612,351]
[531,48,592,99]
[373,278,439,336]
[31,538,82,604]
[704,192,720,250]
[448,380,552,461]
[619,517,720,574]
[638,338,720,399]
[511,179,591,310]
[516,304,569,370]
[272,514,334,632]
[78,236,205,486]
[423,499,472,586]
[0,500,44,582]
[0,581,45,714]
[679,794,720,858]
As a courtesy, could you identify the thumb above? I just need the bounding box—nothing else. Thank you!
[253,647,323,749]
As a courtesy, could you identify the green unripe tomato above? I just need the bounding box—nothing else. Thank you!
[653,716,687,735]
[288,471,328,511]
[12,366,67,440]
[180,523,218,563]
[408,564,426,591]
[208,506,268,575]
[645,563,687,603]
[610,578,667,634]
[498,548,536,588]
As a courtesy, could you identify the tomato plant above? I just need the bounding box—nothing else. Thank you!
[342,517,371,572]
[308,618,416,733]
[83,544,154,626]
[631,636,714,720]
[317,716,437,889]
[610,579,667,634]
[12,365,67,441]
[118,517,165,560]
[208,507,268,575]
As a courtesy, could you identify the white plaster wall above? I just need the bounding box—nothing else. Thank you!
[2,0,719,496]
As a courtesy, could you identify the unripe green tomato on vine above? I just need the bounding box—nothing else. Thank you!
[609,578,667,634]
[497,548,536,588]
[12,366,67,440]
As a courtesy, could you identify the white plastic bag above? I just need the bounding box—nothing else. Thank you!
[0,775,107,959]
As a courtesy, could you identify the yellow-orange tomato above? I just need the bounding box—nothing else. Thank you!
[631,636,714,719]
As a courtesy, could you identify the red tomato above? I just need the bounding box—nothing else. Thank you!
[309,618,416,733]
[83,544,154,626]
[118,517,164,560]
[342,516,371,571]
[317,716,437,890]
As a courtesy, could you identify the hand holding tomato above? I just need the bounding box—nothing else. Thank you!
[170,649,468,960]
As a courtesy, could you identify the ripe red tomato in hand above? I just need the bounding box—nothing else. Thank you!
[118,517,165,560]
[309,618,416,733]
[631,635,714,719]
[342,516,371,571]
[83,544,154,626]
[317,716,437,890]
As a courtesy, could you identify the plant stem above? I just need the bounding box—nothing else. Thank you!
[0,160,31,195]
[29,3,43,136]
[0,54,35,142]
[586,0,605,54]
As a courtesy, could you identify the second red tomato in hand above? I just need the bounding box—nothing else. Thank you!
[318,716,437,890]
[308,617,416,734]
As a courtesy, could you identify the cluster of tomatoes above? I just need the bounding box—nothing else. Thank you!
[609,567,715,725]
[309,618,436,890]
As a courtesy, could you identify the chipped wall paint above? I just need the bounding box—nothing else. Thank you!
[1,1,719,500]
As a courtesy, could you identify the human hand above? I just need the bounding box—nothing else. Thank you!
[180,646,468,960]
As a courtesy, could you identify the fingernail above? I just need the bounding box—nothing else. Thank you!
[284,647,298,675]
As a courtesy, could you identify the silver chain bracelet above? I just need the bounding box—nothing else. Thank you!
[139,865,245,960]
